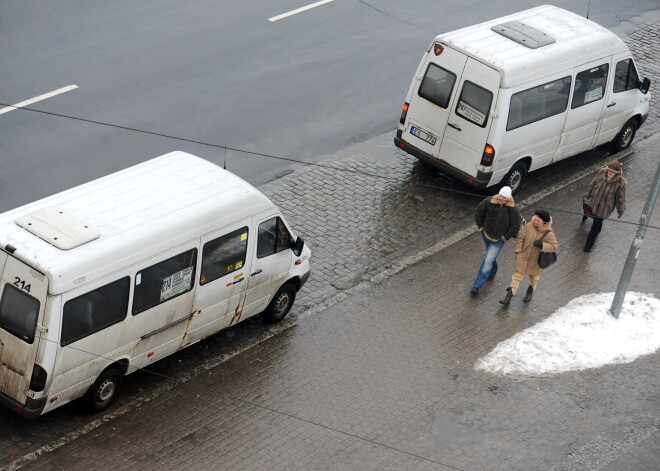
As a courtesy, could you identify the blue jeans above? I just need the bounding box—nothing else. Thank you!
[473,233,505,289]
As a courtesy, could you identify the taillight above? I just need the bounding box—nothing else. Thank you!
[29,364,47,392]
[480,144,495,166]
[399,102,409,125]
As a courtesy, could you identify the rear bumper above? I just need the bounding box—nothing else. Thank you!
[394,132,491,189]
[0,391,46,420]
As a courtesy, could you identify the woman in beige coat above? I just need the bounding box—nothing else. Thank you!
[500,209,559,306]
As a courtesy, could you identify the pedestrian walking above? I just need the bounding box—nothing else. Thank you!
[471,186,521,296]
[499,209,558,306]
[583,160,627,252]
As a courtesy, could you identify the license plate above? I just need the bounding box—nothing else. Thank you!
[410,126,437,146]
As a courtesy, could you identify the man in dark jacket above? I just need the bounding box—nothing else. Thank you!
[583,160,627,252]
[471,186,522,295]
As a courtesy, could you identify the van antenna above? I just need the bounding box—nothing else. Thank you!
[586,0,590,19]
[223,146,227,170]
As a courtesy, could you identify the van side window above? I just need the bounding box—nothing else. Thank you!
[572,64,609,108]
[418,63,457,108]
[613,59,639,93]
[0,284,40,344]
[133,249,197,315]
[507,76,571,131]
[201,227,248,285]
[61,277,129,346]
[257,217,292,259]
[455,80,493,128]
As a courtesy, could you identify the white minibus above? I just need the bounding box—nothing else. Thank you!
[0,151,311,418]
[395,5,651,193]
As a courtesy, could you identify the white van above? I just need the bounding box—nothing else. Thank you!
[0,151,311,418]
[395,5,651,193]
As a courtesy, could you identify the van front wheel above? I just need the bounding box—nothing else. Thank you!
[610,119,637,153]
[261,283,296,324]
[502,162,527,194]
[86,368,122,413]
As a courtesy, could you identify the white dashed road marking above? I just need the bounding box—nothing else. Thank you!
[0,85,78,116]
[269,0,335,22]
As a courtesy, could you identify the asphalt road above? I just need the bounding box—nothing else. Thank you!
[1,0,658,213]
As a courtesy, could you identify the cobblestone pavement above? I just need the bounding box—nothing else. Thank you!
[0,11,659,471]
[14,111,660,471]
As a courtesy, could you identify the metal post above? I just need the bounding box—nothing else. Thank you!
[609,160,660,318]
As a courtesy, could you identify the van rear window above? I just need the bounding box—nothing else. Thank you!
[455,81,493,128]
[507,76,571,131]
[418,63,457,108]
[0,284,40,344]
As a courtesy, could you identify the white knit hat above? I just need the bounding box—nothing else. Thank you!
[498,186,512,199]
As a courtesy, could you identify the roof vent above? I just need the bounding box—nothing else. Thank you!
[16,207,100,250]
[491,21,556,49]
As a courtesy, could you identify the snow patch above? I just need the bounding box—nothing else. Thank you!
[475,292,660,376]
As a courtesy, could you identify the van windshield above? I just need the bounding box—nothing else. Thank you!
[0,284,40,344]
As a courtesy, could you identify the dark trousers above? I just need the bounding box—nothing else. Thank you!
[585,217,604,249]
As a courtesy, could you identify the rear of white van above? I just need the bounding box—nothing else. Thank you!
[395,42,501,189]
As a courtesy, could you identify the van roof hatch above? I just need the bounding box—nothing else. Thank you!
[15,206,100,250]
[491,21,556,49]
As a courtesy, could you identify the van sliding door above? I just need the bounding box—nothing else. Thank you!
[185,220,253,347]
[555,60,610,160]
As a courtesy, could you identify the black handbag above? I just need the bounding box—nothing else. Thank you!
[537,231,557,269]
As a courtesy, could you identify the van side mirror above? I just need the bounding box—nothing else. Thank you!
[640,77,651,94]
[292,236,304,257]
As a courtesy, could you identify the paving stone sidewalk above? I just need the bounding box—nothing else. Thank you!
[1,11,659,471]
[20,112,660,471]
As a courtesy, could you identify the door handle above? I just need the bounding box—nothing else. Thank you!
[250,269,263,276]
[232,277,244,285]
[448,122,461,131]
[607,102,616,108]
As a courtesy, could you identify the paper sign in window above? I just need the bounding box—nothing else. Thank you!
[456,101,486,125]
[584,87,603,103]
[160,267,193,301]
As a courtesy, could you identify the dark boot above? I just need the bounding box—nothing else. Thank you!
[523,286,534,303]
[584,231,597,252]
[499,287,513,307]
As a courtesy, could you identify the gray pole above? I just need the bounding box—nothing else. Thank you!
[609,160,660,318]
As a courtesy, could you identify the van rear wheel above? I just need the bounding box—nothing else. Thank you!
[610,119,637,153]
[502,162,527,194]
[86,368,122,413]
[260,283,296,324]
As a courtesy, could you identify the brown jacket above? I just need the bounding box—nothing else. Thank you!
[514,219,559,275]
[587,167,627,219]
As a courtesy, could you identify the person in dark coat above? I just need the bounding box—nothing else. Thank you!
[471,186,522,296]
[499,209,559,306]
[583,160,627,252]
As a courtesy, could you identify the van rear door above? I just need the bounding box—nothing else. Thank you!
[404,45,468,157]
[0,253,48,407]
[437,58,500,176]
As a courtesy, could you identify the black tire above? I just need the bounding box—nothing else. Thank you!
[610,119,637,153]
[86,368,122,413]
[260,283,296,324]
[502,162,528,195]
